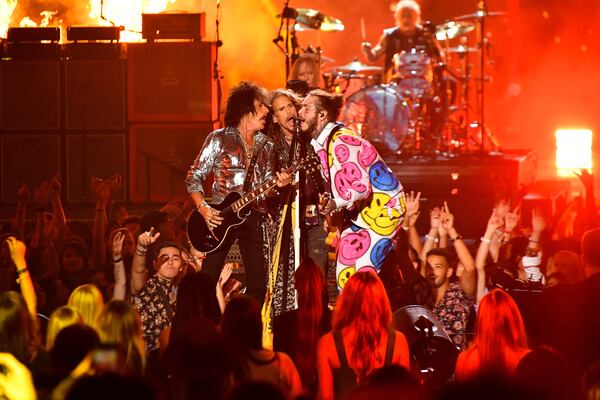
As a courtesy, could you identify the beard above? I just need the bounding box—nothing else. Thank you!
[301,115,319,137]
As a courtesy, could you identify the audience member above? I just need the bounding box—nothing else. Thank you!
[317,270,410,400]
[455,289,530,381]
[221,295,303,399]
[67,284,104,331]
[273,258,332,393]
[46,306,82,351]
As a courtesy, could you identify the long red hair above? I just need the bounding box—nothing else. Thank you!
[469,289,528,374]
[332,270,392,379]
[295,258,325,386]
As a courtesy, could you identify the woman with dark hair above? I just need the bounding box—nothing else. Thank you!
[0,291,40,365]
[455,288,530,381]
[273,258,332,393]
[221,295,302,399]
[317,270,410,400]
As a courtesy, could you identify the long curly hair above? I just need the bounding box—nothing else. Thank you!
[332,270,392,379]
[224,81,269,128]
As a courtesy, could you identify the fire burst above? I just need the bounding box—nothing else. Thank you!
[0,0,18,37]
[89,0,177,42]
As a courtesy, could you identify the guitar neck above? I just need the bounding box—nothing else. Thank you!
[231,164,297,213]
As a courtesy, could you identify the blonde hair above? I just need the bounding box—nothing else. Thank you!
[98,300,146,374]
[46,306,82,350]
[395,0,421,15]
[68,284,104,330]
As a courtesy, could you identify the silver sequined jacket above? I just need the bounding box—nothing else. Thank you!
[185,127,276,211]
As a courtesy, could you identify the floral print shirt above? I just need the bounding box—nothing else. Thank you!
[426,280,474,349]
[130,274,175,352]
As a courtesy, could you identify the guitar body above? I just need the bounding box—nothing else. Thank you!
[187,192,250,254]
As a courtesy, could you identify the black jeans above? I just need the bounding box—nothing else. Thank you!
[306,219,328,271]
[202,210,267,303]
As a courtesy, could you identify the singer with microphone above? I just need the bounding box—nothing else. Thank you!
[265,89,328,319]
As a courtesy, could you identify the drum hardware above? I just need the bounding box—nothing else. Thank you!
[435,20,475,41]
[273,5,344,78]
[444,45,478,54]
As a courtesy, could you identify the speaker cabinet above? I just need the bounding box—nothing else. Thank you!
[65,60,126,129]
[66,134,126,202]
[127,42,216,122]
[129,123,212,203]
[1,135,60,202]
[1,61,60,129]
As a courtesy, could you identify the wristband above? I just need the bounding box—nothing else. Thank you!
[480,237,492,244]
[197,200,208,210]
[16,268,29,276]
[529,238,539,243]
[450,235,463,243]
[425,234,439,243]
[112,257,123,263]
[402,225,410,231]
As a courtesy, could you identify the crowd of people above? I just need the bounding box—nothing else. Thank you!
[0,76,599,400]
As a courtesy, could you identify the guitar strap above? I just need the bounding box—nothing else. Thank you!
[243,136,267,193]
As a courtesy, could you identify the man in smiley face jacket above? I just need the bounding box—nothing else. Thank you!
[298,89,406,291]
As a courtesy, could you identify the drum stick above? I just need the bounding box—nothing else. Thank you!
[360,18,366,42]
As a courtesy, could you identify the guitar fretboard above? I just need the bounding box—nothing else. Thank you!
[230,158,317,213]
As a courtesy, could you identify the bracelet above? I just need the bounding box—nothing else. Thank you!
[425,234,439,243]
[112,257,123,263]
[16,268,29,276]
[450,235,463,243]
[197,200,208,210]
[480,236,492,244]
[402,225,410,231]
[529,238,539,243]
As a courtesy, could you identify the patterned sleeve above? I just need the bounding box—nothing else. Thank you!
[185,131,218,194]
[329,134,374,210]
[261,137,276,184]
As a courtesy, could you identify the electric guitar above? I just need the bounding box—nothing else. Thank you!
[187,157,320,254]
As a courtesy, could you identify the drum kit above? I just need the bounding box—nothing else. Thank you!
[274,4,506,158]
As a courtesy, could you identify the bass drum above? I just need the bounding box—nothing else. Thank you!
[340,84,410,155]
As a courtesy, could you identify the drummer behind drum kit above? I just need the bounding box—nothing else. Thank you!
[275,4,507,158]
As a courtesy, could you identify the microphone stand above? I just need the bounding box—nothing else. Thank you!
[213,0,224,127]
[290,118,308,266]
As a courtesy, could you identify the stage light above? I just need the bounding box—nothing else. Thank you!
[555,129,592,177]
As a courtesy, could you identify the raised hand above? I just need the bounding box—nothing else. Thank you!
[531,208,547,233]
[574,168,593,188]
[440,201,455,232]
[137,228,161,247]
[112,231,125,259]
[49,172,61,195]
[218,262,235,288]
[33,181,51,208]
[495,199,510,221]
[0,352,36,400]
[107,173,123,194]
[91,176,111,204]
[5,237,26,263]
[430,207,441,230]
[405,191,421,227]
[486,208,503,231]
[504,205,520,233]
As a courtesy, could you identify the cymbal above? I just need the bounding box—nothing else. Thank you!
[435,21,475,40]
[294,8,344,32]
[454,10,507,21]
[330,59,382,74]
[444,45,478,53]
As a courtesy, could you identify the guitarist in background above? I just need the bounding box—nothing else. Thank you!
[185,81,291,303]
[298,89,407,291]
